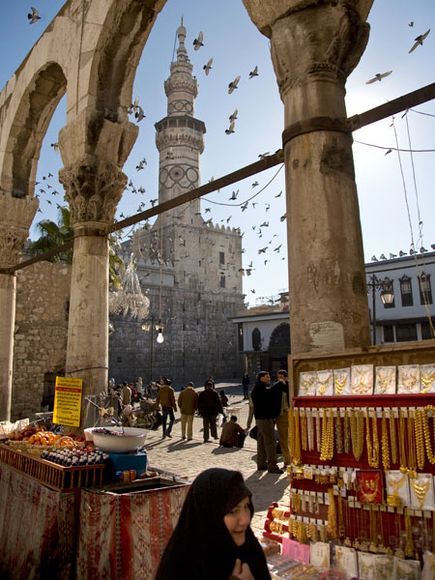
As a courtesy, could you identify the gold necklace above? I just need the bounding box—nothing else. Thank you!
[307,409,314,451]
[398,408,408,473]
[288,408,295,459]
[315,410,321,452]
[407,411,417,477]
[293,408,302,466]
[350,409,364,461]
[376,369,392,394]
[420,370,435,393]
[389,408,398,465]
[365,409,379,468]
[411,478,430,509]
[320,408,334,461]
[386,471,406,507]
[415,408,425,470]
[404,508,414,558]
[335,410,343,454]
[317,371,332,395]
[381,409,390,469]
[334,372,348,395]
[301,408,308,451]
[344,408,350,454]
[423,406,435,463]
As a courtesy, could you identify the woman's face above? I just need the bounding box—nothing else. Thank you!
[224,496,251,546]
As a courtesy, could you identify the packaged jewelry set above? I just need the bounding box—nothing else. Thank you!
[298,363,435,396]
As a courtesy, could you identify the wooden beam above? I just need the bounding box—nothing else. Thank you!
[347,82,435,132]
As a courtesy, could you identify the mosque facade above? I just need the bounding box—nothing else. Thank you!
[108,22,245,386]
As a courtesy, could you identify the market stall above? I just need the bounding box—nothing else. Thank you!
[0,422,189,580]
[261,344,435,579]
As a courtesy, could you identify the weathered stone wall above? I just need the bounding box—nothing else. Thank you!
[12,262,70,419]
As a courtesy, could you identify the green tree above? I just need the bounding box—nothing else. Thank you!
[27,206,124,289]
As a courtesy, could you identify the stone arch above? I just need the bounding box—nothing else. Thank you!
[268,322,291,360]
[7,62,67,198]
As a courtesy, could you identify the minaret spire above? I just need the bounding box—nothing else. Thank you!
[176,16,188,63]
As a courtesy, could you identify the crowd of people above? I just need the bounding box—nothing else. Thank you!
[107,369,291,475]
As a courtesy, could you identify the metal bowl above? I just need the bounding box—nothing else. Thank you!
[86,427,147,453]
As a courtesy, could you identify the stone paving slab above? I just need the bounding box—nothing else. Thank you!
[143,387,290,534]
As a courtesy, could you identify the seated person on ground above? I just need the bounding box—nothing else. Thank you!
[219,415,246,448]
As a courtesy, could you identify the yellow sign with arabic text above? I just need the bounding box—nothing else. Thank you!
[53,377,83,427]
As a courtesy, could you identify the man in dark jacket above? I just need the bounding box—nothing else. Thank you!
[251,371,283,474]
[198,382,223,442]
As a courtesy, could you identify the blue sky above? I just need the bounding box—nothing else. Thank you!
[0,1,434,305]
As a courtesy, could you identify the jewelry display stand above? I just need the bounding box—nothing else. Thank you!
[283,342,435,573]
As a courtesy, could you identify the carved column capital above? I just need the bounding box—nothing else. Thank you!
[244,1,370,98]
[0,193,38,268]
[59,155,127,227]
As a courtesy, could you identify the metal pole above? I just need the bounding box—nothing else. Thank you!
[372,276,377,345]
[150,318,154,382]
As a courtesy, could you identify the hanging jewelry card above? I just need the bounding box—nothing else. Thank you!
[393,558,421,580]
[309,541,330,569]
[333,367,351,396]
[298,371,318,396]
[334,545,358,579]
[356,470,383,504]
[409,473,434,511]
[374,366,397,395]
[385,470,411,507]
[373,555,395,580]
[358,551,376,580]
[397,365,421,394]
[316,369,333,396]
[419,363,435,393]
[350,364,374,395]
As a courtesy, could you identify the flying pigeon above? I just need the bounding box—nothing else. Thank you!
[409,29,430,53]
[150,199,158,207]
[228,75,241,94]
[265,204,270,212]
[251,181,259,188]
[205,207,211,213]
[241,201,248,211]
[275,191,282,198]
[385,149,392,155]
[258,152,270,159]
[193,31,204,50]
[258,247,268,254]
[259,221,269,228]
[409,21,414,27]
[28,7,40,23]
[366,71,392,84]
[229,109,238,122]
[249,66,259,79]
[229,190,239,200]
[280,214,287,222]
[50,143,59,152]
[274,245,282,253]
[203,58,213,75]
[225,119,236,135]
[134,106,146,122]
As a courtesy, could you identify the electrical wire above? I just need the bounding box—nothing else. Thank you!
[203,163,284,207]
[353,140,435,153]
[404,114,423,247]
[409,108,435,118]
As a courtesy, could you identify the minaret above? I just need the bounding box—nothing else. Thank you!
[155,19,206,228]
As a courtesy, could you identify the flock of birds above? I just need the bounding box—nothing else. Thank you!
[365,25,430,84]
[26,9,433,303]
[371,244,435,261]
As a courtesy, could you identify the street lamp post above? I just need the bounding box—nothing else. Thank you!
[141,316,165,382]
[366,275,395,345]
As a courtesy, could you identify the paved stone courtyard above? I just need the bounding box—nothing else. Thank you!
[144,384,290,535]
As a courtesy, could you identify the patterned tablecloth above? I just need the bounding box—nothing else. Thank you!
[0,462,189,580]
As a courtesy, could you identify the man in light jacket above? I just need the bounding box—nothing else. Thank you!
[178,382,199,440]
[156,377,177,438]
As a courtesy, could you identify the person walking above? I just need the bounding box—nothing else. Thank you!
[275,369,291,467]
[198,382,223,442]
[156,377,177,438]
[250,371,283,474]
[178,381,199,440]
[219,416,246,448]
[121,381,132,406]
[242,373,250,400]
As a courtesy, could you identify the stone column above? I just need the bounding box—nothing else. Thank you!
[243,0,373,354]
[59,155,126,427]
[0,195,38,420]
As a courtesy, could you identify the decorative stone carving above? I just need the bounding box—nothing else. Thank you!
[244,1,370,97]
[155,131,204,153]
[0,193,38,268]
[59,155,126,225]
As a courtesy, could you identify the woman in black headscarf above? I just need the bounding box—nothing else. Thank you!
[155,468,270,579]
